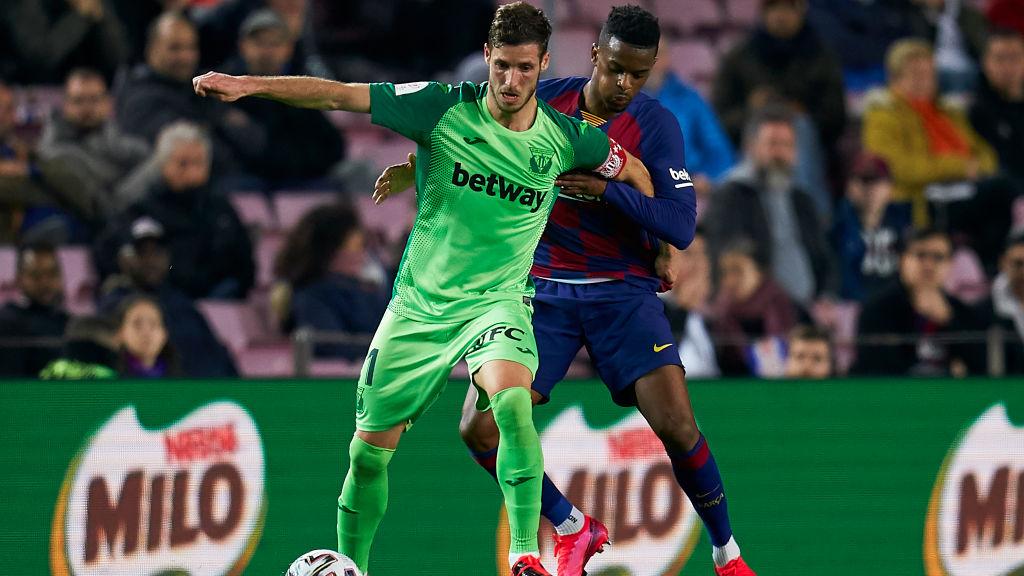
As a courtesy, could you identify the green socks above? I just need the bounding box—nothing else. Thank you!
[490,386,543,556]
[337,436,395,573]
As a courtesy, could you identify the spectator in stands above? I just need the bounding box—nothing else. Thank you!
[116,11,266,176]
[663,227,720,378]
[98,216,238,376]
[37,68,150,220]
[115,294,178,378]
[712,0,845,218]
[0,82,37,242]
[110,0,191,64]
[2,0,128,83]
[970,29,1024,183]
[193,0,332,78]
[95,122,255,300]
[0,244,69,377]
[831,152,912,302]
[807,0,913,91]
[711,237,799,376]
[273,203,389,360]
[220,9,345,188]
[982,231,1024,373]
[863,39,1017,271]
[645,39,735,185]
[40,315,119,379]
[904,0,989,94]
[783,324,834,378]
[853,227,986,376]
[706,105,833,308]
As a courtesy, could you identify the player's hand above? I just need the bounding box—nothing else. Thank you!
[655,242,679,289]
[373,153,416,205]
[555,171,608,198]
[193,72,251,102]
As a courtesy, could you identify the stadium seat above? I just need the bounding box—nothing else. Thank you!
[255,234,285,289]
[272,192,338,231]
[652,0,723,34]
[0,246,16,305]
[831,301,861,375]
[236,344,295,378]
[724,0,760,29]
[667,40,718,86]
[309,358,363,378]
[58,247,96,315]
[355,195,415,244]
[944,246,989,305]
[230,192,277,231]
[551,27,600,78]
[197,299,294,376]
[575,0,626,26]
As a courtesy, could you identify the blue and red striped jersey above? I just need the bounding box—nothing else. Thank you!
[531,77,697,291]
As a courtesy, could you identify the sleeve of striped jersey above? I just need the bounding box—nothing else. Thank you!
[369,81,458,146]
[602,107,697,250]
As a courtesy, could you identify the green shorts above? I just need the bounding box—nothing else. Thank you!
[354,300,538,432]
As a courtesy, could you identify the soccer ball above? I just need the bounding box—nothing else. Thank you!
[285,549,362,576]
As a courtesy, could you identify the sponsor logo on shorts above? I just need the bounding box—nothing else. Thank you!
[467,325,527,355]
[925,403,1024,576]
[653,343,674,353]
[451,163,549,213]
[50,402,265,576]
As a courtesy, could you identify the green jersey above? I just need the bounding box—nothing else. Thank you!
[369,81,619,322]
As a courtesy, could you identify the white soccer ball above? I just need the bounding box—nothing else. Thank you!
[285,549,362,576]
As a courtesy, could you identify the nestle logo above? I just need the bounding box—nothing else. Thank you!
[451,162,549,213]
[163,423,238,464]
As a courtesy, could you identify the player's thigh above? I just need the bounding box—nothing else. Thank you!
[355,310,454,433]
[461,300,539,407]
[581,289,683,407]
[531,279,585,404]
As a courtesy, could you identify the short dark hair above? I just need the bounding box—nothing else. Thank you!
[719,236,765,270]
[788,324,831,346]
[901,226,950,253]
[65,67,106,88]
[487,2,552,54]
[146,10,193,52]
[16,242,57,273]
[986,27,1024,54]
[742,103,795,146]
[599,5,660,50]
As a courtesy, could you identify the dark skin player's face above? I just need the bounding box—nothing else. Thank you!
[588,37,657,117]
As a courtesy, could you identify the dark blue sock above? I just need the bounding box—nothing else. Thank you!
[667,434,733,547]
[470,447,572,526]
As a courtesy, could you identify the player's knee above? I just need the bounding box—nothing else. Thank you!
[650,413,700,453]
[348,438,392,482]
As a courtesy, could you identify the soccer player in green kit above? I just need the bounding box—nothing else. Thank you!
[193,3,653,575]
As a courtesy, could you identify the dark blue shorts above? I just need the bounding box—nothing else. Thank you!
[531,278,683,407]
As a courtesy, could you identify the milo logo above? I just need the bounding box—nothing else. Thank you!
[497,408,700,575]
[924,403,1024,576]
[50,401,266,576]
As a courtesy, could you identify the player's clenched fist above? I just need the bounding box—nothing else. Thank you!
[192,71,251,102]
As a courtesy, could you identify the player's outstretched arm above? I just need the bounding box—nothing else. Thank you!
[193,72,371,112]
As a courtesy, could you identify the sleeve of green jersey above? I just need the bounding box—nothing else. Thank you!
[369,81,459,146]
[569,120,613,171]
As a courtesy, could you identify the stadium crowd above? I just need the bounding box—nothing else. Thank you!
[0,0,1022,379]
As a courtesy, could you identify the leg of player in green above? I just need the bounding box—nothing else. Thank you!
[476,360,545,568]
[337,435,395,572]
[337,424,403,573]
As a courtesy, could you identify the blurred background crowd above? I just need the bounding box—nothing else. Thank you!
[0,0,1022,379]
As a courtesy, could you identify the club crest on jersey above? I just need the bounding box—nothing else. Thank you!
[529,146,554,175]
